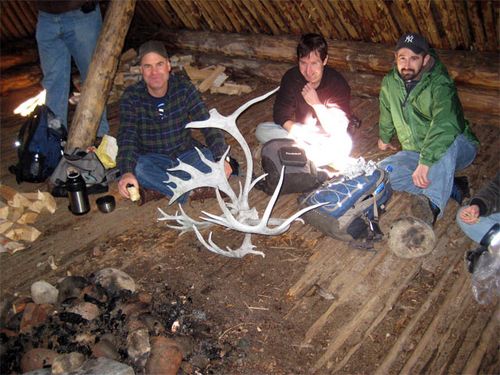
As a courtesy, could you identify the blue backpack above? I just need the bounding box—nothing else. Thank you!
[9,105,67,183]
[298,168,393,241]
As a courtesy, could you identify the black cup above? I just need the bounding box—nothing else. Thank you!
[96,195,116,213]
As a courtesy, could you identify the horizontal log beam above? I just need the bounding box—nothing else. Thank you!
[161,30,499,91]
[197,54,499,117]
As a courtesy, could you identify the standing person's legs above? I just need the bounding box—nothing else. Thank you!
[64,7,109,137]
[36,11,72,128]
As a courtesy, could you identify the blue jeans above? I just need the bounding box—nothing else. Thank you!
[36,7,109,137]
[255,122,290,144]
[456,210,500,244]
[378,134,477,218]
[134,148,214,204]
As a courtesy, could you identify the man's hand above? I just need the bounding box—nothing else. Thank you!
[459,205,480,224]
[301,83,321,107]
[118,172,139,199]
[412,164,430,188]
[378,138,397,151]
[224,160,232,178]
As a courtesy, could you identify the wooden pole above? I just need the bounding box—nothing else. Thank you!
[66,0,136,151]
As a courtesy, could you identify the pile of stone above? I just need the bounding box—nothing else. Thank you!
[0,268,226,374]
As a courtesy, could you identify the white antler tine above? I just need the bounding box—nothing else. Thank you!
[231,87,279,119]
[260,166,285,225]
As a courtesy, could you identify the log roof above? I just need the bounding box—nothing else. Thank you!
[1,0,499,52]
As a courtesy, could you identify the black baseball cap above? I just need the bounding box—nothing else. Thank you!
[395,33,429,54]
[138,40,168,61]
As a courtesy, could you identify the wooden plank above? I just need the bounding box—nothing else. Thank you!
[272,1,301,35]
[205,0,234,32]
[260,0,288,34]
[218,0,243,33]
[250,0,280,35]
[452,0,472,48]
[2,1,31,38]
[169,0,197,29]
[409,0,441,48]
[466,1,487,51]
[480,1,497,51]
[237,0,272,34]
[434,0,458,49]
[228,0,260,34]
[390,0,420,36]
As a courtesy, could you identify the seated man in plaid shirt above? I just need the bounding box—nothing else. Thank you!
[117,40,233,205]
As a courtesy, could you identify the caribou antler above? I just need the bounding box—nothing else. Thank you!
[158,87,321,258]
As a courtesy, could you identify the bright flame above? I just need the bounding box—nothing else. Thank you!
[290,105,353,170]
[13,90,46,117]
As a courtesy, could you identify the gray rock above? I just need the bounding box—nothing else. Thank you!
[93,268,136,295]
[92,338,120,361]
[57,276,89,303]
[31,281,59,305]
[126,327,150,365]
[51,352,85,374]
[65,357,134,375]
[67,302,101,321]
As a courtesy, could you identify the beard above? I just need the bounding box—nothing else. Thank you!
[400,69,417,80]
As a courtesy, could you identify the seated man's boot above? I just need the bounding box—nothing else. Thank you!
[450,176,470,204]
[410,195,440,227]
[138,187,165,206]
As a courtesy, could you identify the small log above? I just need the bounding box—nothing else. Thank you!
[0,202,8,219]
[4,224,41,243]
[0,235,26,255]
[210,82,252,95]
[66,0,136,150]
[0,185,32,208]
[33,192,57,214]
[120,48,137,64]
[183,65,214,81]
[17,212,39,225]
[198,65,226,93]
[0,219,14,234]
[7,207,24,223]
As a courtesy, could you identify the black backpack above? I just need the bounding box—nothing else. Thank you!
[259,138,327,195]
[9,105,67,183]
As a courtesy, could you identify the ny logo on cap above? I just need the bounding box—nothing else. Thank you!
[405,35,415,43]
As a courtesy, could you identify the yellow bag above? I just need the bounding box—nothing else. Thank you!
[95,135,118,169]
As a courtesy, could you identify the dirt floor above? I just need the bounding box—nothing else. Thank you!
[1,75,499,374]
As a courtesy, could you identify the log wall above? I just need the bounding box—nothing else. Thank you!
[1,0,498,53]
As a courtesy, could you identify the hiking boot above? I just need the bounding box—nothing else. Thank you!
[138,187,164,206]
[451,176,470,204]
[410,195,440,227]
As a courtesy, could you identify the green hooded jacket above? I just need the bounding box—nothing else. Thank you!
[378,51,479,166]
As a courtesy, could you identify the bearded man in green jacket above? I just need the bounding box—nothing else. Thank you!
[377,32,479,226]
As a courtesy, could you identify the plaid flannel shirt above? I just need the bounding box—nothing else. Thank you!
[117,74,227,174]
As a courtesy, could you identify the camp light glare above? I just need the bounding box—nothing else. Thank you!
[14,90,46,117]
[291,106,353,170]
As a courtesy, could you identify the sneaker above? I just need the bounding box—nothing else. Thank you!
[410,195,440,227]
[138,188,164,206]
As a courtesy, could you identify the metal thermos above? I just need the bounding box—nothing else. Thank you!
[66,170,90,215]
